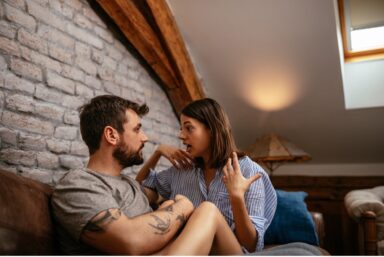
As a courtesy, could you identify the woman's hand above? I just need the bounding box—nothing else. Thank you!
[156,145,194,170]
[222,152,262,198]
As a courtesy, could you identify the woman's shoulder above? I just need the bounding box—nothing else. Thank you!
[238,155,267,174]
[155,165,197,178]
[238,155,259,167]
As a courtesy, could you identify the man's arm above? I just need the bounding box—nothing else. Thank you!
[81,195,193,255]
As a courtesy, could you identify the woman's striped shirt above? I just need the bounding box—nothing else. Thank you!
[142,156,277,251]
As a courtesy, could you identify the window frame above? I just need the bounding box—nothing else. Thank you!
[337,0,384,62]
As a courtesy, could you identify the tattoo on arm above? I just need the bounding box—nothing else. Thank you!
[160,205,173,213]
[148,214,171,234]
[84,209,121,232]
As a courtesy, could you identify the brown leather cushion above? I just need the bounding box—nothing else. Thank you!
[0,169,57,254]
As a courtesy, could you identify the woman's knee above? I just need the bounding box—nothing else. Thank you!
[195,201,220,217]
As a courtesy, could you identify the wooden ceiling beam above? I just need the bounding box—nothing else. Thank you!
[95,0,205,114]
[146,0,204,101]
[96,0,178,89]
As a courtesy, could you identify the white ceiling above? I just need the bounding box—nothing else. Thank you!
[167,0,384,164]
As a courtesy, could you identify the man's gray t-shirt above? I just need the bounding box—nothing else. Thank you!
[51,168,152,254]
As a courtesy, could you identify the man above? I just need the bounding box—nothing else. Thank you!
[51,95,243,255]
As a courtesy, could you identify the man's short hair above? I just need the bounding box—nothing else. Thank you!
[79,95,149,155]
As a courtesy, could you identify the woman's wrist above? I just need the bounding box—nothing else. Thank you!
[229,191,245,202]
[155,145,165,156]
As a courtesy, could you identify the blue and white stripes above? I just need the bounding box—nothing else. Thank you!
[142,156,277,251]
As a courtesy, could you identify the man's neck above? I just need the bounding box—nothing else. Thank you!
[87,151,122,177]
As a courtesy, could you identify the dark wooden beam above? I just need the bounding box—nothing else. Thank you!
[146,0,204,101]
[95,0,205,114]
[96,0,178,88]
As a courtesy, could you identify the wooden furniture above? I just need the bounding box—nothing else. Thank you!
[271,175,384,255]
[344,186,384,255]
[358,211,378,255]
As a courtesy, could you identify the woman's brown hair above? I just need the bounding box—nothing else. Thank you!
[181,98,244,169]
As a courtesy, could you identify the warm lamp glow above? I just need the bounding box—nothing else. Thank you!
[240,66,302,111]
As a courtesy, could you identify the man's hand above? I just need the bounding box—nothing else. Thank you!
[174,194,194,216]
[156,145,194,170]
[222,152,262,199]
[158,199,175,210]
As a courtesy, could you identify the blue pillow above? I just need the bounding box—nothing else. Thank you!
[264,190,319,245]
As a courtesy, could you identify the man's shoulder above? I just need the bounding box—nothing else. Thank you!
[54,168,100,189]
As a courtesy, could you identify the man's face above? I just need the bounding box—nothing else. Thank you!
[113,109,148,168]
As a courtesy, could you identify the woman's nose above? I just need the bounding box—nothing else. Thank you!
[178,130,185,140]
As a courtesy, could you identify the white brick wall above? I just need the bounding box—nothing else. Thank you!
[0,0,181,184]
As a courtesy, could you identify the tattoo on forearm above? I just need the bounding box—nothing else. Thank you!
[148,214,171,234]
[176,214,186,225]
[161,205,173,213]
[84,209,121,232]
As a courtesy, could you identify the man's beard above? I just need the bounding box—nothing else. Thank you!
[113,140,144,168]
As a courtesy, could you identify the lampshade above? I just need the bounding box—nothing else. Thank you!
[246,133,311,174]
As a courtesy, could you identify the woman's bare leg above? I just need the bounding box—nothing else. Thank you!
[155,202,242,255]
[209,209,243,255]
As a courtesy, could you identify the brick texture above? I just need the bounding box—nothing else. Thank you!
[0,0,181,185]
[4,3,36,31]
[10,57,43,81]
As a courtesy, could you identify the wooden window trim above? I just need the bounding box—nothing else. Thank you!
[337,0,384,62]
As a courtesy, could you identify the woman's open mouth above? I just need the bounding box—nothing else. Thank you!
[184,143,192,152]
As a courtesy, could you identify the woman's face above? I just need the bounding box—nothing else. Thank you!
[179,114,211,159]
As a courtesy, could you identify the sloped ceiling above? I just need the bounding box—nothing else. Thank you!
[95,0,204,113]
[166,0,384,164]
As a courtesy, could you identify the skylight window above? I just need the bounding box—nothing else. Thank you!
[338,0,384,62]
[350,25,384,51]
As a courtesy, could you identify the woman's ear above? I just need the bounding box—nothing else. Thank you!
[104,126,120,146]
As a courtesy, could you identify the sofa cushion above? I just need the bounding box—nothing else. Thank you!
[0,170,57,254]
[264,189,319,245]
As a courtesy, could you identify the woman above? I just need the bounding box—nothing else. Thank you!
[136,98,277,253]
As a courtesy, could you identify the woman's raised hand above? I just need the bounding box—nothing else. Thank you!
[222,152,262,198]
[156,144,194,170]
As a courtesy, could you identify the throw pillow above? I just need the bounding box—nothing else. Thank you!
[264,189,319,245]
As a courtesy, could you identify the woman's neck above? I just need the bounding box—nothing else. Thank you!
[203,166,216,191]
[202,153,211,169]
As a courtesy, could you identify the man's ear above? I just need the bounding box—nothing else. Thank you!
[104,126,120,146]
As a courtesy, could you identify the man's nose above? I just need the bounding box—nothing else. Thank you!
[142,132,149,142]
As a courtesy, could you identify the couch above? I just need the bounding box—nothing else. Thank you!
[0,169,327,254]
[345,186,384,255]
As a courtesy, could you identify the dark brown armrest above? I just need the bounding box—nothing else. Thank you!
[310,211,325,248]
[361,211,377,255]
